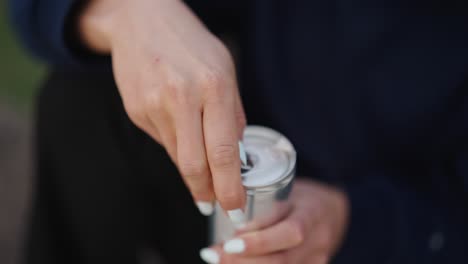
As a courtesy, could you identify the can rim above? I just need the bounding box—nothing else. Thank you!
[242,125,296,190]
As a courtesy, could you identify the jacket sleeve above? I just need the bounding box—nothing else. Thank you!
[9,0,83,66]
[332,160,468,263]
[9,0,245,67]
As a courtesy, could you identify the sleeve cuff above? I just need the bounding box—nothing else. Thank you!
[37,0,109,67]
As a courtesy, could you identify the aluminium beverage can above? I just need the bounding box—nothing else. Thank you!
[210,125,297,243]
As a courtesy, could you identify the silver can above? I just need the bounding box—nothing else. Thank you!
[210,125,297,243]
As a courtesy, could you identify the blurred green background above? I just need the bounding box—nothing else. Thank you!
[0,2,41,263]
[0,0,46,111]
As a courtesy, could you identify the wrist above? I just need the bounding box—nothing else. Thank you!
[78,0,122,54]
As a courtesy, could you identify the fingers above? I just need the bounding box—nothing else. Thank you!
[199,210,306,263]
[203,87,245,218]
[174,106,215,215]
[200,247,221,264]
[200,246,288,264]
[138,75,246,219]
[223,215,305,257]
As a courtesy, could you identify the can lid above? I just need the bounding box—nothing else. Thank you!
[241,126,296,189]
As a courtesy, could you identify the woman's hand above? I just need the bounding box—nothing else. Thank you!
[79,0,247,220]
[200,179,349,264]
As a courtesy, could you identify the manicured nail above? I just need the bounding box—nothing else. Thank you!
[224,238,246,254]
[227,209,246,229]
[239,141,247,166]
[196,201,214,216]
[200,248,219,264]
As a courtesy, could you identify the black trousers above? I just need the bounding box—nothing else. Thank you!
[25,69,208,264]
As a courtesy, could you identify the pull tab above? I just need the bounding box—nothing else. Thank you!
[239,141,247,166]
[239,141,253,173]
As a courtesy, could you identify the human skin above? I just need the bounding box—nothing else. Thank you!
[79,1,349,262]
[201,179,349,264]
[79,0,247,221]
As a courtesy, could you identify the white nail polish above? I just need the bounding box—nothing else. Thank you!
[224,238,246,254]
[196,201,214,216]
[200,248,220,264]
[239,141,247,165]
[227,209,246,229]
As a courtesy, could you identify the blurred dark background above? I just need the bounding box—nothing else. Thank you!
[0,0,45,263]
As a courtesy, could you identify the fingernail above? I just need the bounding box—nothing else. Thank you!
[223,238,246,254]
[196,201,214,216]
[227,209,246,229]
[200,248,220,264]
[239,141,247,166]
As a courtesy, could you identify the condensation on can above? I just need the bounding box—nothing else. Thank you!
[210,126,296,243]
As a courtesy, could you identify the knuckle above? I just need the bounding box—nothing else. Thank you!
[286,218,306,246]
[210,144,237,169]
[200,68,228,99]
[179,159,208,180]
[213,41,236,71]
[237,114,247,129]
[213,40,231,58]
[235,105,246,130]
[200,68,223,88]
[165,75,192,105]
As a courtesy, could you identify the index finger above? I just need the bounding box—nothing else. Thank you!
[203,93,246,227]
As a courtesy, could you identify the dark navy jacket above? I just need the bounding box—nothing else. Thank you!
[10,0,468,263]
